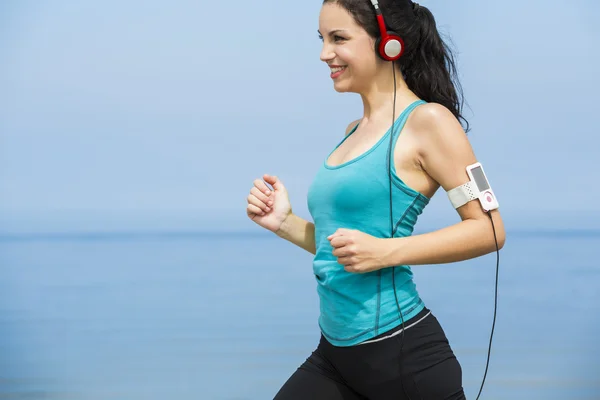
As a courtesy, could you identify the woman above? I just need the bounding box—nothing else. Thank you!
[246,0,506,399]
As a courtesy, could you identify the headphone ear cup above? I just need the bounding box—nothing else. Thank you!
[376,31,405,61]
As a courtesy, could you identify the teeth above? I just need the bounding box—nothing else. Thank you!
[330,66,346,73]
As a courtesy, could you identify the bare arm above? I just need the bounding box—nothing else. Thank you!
[274,119,361,255]
[275,214,316,255]
[382,103,506,267]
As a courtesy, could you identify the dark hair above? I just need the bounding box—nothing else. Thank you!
[323,0,469,132]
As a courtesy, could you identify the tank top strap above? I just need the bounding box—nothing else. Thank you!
[330,120,360,152]
[328,99,426,167]
[387,99,427,168]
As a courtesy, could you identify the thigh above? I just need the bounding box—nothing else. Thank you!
[401,312,466,400]
[273,368,364,400]
[273,346,364,400]
[410,355,466,400]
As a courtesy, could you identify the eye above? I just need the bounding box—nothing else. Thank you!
[333,35,346,42]
[318,34,324,41]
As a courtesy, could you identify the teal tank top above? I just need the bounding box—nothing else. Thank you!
[307,100,430,347]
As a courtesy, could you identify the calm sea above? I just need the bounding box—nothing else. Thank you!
[0,230,599,399]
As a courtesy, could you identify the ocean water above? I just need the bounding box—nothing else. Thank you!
[0,230,599,400]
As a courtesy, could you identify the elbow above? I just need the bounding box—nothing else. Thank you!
[496,232,506,250]
[484,211,506,251]
[478,216,505,252]
[491,227,506,251]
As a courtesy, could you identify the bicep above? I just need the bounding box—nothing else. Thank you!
[417,105,491,221]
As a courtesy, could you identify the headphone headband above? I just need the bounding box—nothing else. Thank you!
[370,0,405,61]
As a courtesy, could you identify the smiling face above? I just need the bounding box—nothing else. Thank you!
[318,2,381,94]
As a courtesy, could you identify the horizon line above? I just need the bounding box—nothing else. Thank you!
[0,227,599,243]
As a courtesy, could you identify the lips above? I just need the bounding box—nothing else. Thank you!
[329,65,347,79]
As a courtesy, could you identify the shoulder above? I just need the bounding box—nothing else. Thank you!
[408,102,471,158]
[409,102,464,139]
[404,102,477,191]
[344,119,361,136]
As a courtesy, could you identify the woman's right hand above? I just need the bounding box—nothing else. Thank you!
[246,174,292,233]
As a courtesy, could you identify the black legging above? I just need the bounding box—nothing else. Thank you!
[273,307,466,400]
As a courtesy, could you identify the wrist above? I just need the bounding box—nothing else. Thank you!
[275,212,295,238]
[380,237,403,268]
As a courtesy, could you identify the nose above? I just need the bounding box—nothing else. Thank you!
[320,41,335,63]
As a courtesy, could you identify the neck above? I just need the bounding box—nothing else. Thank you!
[358,63,419,123]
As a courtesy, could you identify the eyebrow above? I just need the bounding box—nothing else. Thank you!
[317,29,349,37]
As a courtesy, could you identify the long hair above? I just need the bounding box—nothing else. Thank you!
[323,0,469,132]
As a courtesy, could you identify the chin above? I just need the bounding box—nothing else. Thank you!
[332,79,356,93]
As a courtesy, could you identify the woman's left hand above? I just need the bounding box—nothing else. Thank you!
[327,228,390,273]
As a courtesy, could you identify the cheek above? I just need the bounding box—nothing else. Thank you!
[341,45,377,75]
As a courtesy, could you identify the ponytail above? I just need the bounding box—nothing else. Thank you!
[401,4,469,132]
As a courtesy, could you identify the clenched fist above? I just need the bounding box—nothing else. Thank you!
[246,174,293,233]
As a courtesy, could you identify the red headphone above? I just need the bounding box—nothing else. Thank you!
[370,0,405,61]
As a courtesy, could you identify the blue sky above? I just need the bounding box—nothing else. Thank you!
[0,0,598,233]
